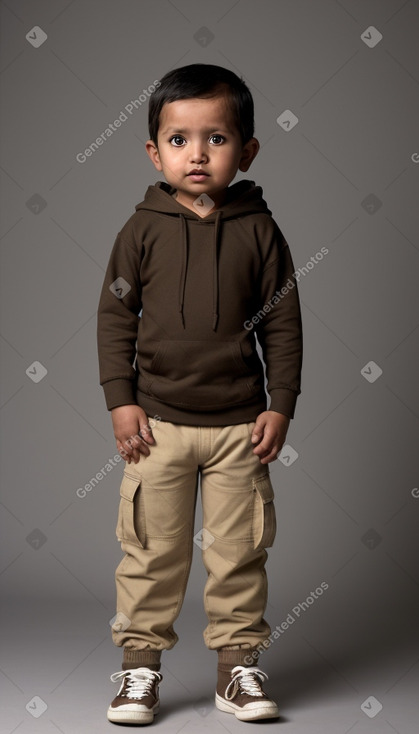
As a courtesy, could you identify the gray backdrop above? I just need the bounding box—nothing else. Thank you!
[1,1,418,733]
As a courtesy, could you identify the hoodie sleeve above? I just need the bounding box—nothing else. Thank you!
[97,229,142,410]
[254,222,303,419]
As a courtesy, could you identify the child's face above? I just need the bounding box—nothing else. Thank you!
[145,94,259,215]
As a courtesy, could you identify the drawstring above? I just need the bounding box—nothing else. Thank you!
[178,214,188,328]
[212,211,221,331]
[178,211,222,331]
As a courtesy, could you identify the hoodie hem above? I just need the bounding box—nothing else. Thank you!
[136,390,267,426]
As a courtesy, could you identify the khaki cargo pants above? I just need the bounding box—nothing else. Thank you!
[111,416,277,651]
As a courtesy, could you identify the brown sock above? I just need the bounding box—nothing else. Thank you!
[122,648,162,671]
[217,646,259,668]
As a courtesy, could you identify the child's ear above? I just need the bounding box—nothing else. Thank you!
[145,140,163,171]
[238,137,260,172]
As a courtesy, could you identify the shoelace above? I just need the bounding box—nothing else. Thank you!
[225,665,269,700]
[110,667,162,700]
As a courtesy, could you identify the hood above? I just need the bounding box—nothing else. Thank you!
[135,180,271,331]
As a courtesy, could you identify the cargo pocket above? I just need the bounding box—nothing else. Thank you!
[116,472,145,548]
[252,473,277,549]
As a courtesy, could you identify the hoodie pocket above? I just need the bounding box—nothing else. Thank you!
[141,339,262,410]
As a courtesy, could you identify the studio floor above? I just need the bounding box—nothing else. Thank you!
[1,597,417,734]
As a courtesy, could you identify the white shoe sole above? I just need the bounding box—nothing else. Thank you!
[107,702,159,724]
[215,692,279,721]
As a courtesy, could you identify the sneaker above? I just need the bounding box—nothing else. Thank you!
[215,665,279,721]
[107,667,162,724]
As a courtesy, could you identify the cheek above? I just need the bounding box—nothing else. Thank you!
[161,151,180,168]
[224,153,241,172]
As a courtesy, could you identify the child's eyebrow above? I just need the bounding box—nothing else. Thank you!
[161,127,232,135]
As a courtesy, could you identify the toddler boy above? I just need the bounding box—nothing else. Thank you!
[97,63,303,724]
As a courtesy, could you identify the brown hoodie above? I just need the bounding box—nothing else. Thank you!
[97,179,302,425]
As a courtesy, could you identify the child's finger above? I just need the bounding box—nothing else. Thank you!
[138,421,155,444]
[251,425,264,443]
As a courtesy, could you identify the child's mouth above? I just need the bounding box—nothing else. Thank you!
[187,170,209,181]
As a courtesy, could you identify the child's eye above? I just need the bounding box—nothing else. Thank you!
[169,135,186,147]
[209,134,225,145]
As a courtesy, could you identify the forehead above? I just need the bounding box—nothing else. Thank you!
[159,95,237,134]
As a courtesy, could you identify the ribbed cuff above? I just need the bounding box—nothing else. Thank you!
[102,378,137,411]
[217,646,259,668]
[122,648,162,670]
[268,387,299,418]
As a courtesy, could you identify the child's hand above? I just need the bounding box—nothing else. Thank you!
[251,410,290,464]
[111,405,155,464]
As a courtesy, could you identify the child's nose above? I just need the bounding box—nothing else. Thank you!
[190,142,208,162]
